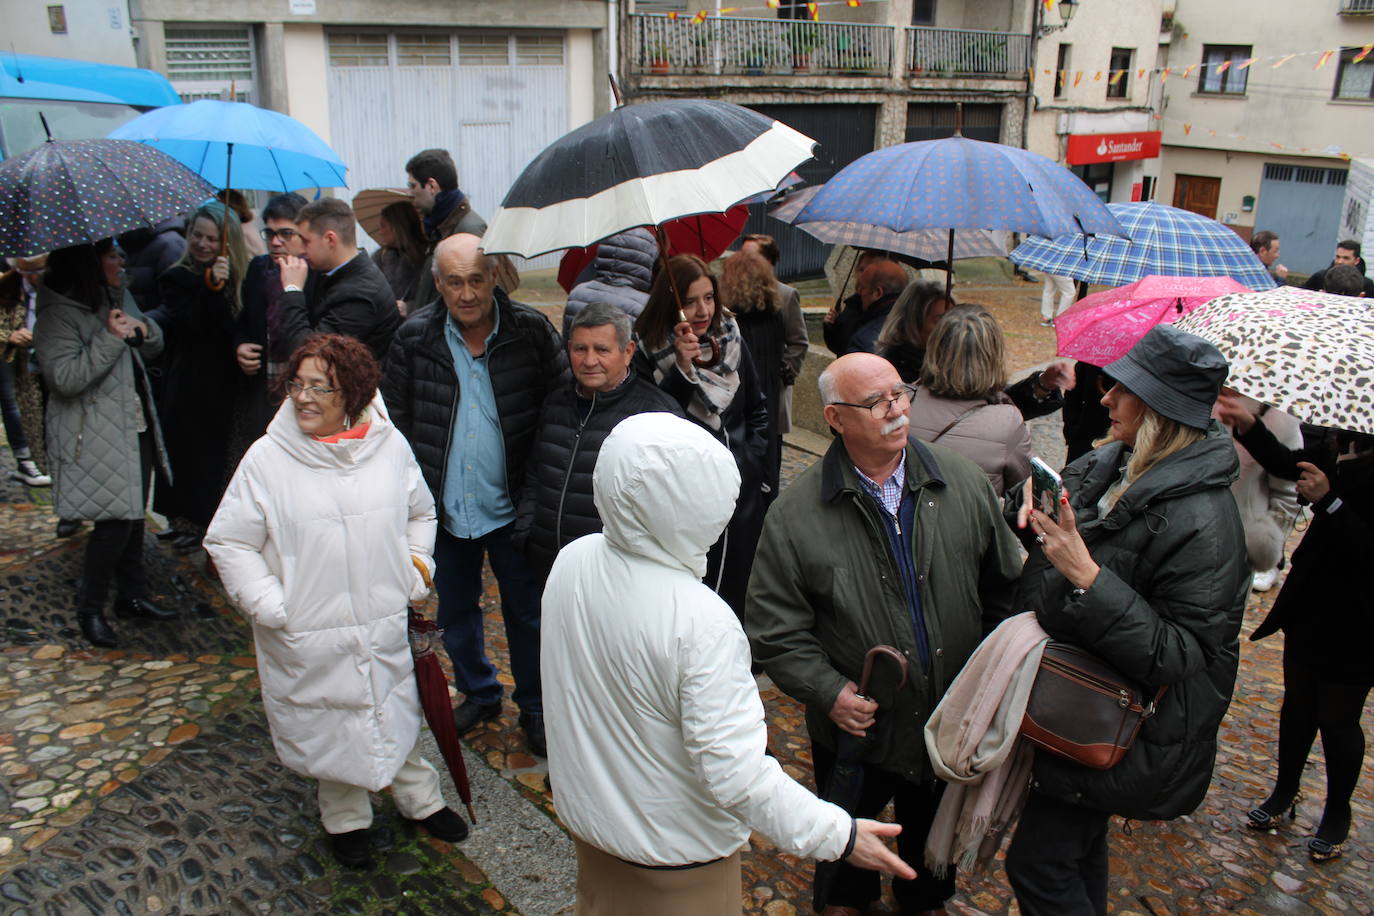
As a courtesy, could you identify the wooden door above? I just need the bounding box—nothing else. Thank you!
[1173,174,1221,219]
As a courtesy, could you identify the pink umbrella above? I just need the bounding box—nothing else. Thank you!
[1054,274,1252,366]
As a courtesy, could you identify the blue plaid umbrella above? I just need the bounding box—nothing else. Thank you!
[787,136,1123,295]
[1010,202,1278,292]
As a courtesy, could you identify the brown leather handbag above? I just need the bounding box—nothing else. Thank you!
[1019,642,1166,770]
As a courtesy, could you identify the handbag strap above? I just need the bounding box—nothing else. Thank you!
[930,402,989,442]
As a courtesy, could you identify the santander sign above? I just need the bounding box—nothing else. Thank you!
[1067,131,1162,165]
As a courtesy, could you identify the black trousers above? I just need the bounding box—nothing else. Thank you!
[810,743,955,912]
[77,433,153,614]
[1006,790,1109,916]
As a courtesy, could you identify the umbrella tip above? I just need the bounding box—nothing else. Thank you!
[465,804,478,825]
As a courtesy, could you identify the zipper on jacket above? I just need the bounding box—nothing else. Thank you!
[554,390,595,548]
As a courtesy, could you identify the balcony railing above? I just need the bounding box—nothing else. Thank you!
[1340,0,1374,13]
[906,26,1030,78]
[631,13,892,76]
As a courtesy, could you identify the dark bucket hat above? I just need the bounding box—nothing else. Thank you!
[1104,324,1229,430]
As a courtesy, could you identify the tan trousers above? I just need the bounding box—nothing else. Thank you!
[573,836,743,916]
[316,739,443,834]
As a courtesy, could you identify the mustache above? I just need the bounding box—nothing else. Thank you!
[880,414,910,436]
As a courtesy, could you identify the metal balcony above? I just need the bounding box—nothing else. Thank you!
[905,26,1031,79]
[631,13,892,76]
[1340,0,1374,13]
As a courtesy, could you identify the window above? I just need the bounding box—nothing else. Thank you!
[515,35,564,66]
[166,26,256,102]
[1055,43,1070,98]
[911,0,936,26]
[1199,44,1250,95]
[458,34,509,66]
[396,34,451,67]
[328,33,389,67]
[1107,47,1132,98]
[1335,46,1374,100]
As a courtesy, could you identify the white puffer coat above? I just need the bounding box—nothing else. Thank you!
[542,412,851,866]
[205,393,436,791]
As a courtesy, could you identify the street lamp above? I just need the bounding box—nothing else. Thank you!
[1038,0,1078,36]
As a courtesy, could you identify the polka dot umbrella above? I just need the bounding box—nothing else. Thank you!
[0,137,215,258]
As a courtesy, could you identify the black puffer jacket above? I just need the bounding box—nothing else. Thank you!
[562,229,657,338]
[381,290,567,527]
[513,375,684,575]
[276,251,400,362]
[1012,423,1248,821]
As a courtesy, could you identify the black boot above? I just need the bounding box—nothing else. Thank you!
[113,597,178,621]
[79,612,118,648]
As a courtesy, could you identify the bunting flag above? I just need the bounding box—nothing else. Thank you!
[1315,50,1335,69]
[1183,124,1192,135]
[1215,60,1232,75]
[667,11,679,18]
[692,10,708,22]
[807,2,819,20]
[1161,67,1172,82]
[1108,69,1126,85]
[1073,71,1083,87]
[1238,58,1257,70]
[1182,64,1196,78]
[1272,54,1296,68]
[1093,71,1102,81]
[1137,68,1147,79]
[1356,44,1374,63]
[847,0,862,6]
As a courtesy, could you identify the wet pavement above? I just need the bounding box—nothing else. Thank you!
[1,322,1372,914]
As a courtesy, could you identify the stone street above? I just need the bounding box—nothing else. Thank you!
[1,278,1371,915]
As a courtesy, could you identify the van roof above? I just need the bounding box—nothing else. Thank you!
[0,53,180,108]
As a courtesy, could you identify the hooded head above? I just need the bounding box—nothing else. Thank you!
[593,413,740,578]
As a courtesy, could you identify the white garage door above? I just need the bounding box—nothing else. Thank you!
[326,30,568,267]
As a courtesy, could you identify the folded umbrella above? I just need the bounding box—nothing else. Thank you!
[1010,202,1278,292]
[409,557,476,823]
[1174,286,1374,435]
[0,137,215,258]
[1053,274,1251,366]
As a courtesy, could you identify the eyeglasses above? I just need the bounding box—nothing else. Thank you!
[260,227,298,242]
[831,385,916,418]
[286,380,339,400]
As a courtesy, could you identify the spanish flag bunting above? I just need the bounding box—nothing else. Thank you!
[847,0,862,6]
[1238,58,1257,70]
[1215,60,1232,75]
[1340,152,1352,161]
[1272,54,1295,68]
[719,7,739,12]
[1043,0,1054,10]
[807,2,819,20]
[1093,71,1102,81]
[767,0,781,7]
[1182,64,1196,78]
[1356,44,1374,63]
[667,11,679,18]
[692,10,708,22]
[1108,69,1125,84]
[1073,71,1083,87]
[1315,50,1335,69]
[1160,67,1172,82]
[1183,124,1191,135]
[1137,68,1146,79]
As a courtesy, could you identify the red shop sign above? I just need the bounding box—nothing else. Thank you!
[1066,131,1162,165]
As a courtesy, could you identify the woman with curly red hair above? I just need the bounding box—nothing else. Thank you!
[205,334,468,868]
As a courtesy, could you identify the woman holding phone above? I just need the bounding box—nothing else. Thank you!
[1005,324,1249,915]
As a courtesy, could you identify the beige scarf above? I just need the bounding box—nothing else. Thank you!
[923,612,1049,876]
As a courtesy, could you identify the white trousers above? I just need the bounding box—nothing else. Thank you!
[1040,274,1076,319]
[316,739,445,834]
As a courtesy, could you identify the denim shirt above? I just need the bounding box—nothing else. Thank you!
[442,309,513,539]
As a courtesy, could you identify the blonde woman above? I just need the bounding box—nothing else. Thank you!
[1006,324,1249,915]
[875,281,954,383]
[719,250,785,502]
[908,304,1031,495]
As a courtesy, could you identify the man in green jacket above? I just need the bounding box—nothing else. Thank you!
[746,352,1021,916]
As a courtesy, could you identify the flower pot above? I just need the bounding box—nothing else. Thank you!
[651,59,669,74]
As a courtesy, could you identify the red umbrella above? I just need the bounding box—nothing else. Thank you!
[409,557,476,823]
[556,205,751,293]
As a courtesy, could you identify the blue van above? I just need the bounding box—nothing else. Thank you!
[0,53,181,161]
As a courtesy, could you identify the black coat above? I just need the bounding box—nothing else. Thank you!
[121,217,185,313]
[1240,421,1374,686]
[276,251,399,362]
[381,290,567,529]
[513,375,684,575]
[1012,424,1249,820]
[732,307,786,499]
[150,264,240,527]
[822,291,896,355]
[632,337,770,616]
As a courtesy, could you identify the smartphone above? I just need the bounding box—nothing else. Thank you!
[1030,456,1062,524]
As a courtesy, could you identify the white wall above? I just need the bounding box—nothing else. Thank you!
[11,0,137,66]
[567,28,596,131]
[282,24,331,145]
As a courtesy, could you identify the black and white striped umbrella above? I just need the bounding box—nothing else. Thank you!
[481,99,815,259]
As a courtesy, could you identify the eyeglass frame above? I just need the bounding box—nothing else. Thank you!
[830,384,917,418]
[285,380,339,401]
[260,226,299,242]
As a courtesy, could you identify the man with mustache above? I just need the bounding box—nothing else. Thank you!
[746,352,1021,916]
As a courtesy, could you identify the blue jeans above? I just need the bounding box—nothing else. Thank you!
[0,359,27,455]
[433,524,542,714]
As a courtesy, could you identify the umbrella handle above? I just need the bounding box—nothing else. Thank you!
[411,555,433,589]
[856,645,908,700]
[206,145,234,293]
[204,266,227,292]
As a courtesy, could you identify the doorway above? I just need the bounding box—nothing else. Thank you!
[1172,174,1221,219]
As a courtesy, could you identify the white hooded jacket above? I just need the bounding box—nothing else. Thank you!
[205,392,436,791]
[542,412,851,866]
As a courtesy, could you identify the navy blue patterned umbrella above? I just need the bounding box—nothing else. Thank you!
[0,137,215,257]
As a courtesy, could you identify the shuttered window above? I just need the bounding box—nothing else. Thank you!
[329,33,390,67]
[459,35,509,66]
[165,26,255,102]
[397,34,452,67]
[515,35,564,66]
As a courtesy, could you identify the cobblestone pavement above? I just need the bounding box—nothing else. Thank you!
[2,316,1371,915]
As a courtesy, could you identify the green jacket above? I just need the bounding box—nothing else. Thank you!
[746,437,1021,782]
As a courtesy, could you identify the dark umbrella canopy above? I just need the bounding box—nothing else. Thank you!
[482,99,815,259]
[0,138,215,257]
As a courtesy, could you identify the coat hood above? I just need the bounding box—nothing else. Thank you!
[593,412,740,577]
[266,389,397,470]
[592,228,657,291]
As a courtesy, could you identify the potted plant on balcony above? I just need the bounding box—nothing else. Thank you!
[744,40,774,75]
[690,25,715,74]
[787,22,822,73]
[648,40,670,74]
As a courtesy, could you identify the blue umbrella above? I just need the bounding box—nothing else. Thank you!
[107,99,347,192]
[1010,202,1278,292]
[789,135,1124,296]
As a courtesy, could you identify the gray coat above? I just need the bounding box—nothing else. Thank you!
[36,284,169,522]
